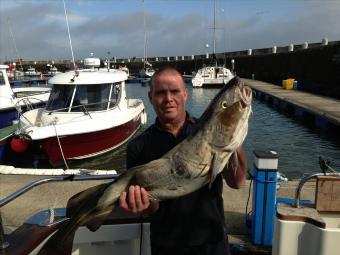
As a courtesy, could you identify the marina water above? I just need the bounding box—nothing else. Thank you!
[63,82,340,179]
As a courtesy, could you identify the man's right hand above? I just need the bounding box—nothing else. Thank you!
[119,185,159,214]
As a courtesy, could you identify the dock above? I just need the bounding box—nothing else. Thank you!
[242,78,340,129]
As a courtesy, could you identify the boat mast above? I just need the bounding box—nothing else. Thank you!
[143,0,147,69]
[213,0,217,67]
[7,18,23,71]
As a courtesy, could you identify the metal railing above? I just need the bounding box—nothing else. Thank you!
[0,174,119,250]
[294,172,340,208]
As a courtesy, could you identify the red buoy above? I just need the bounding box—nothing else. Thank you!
[10,137,29,153]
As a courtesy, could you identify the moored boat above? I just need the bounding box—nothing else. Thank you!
[24,66,41,77]
[191,64,234,88]
[13,56,147,167]
[0,65,50,129]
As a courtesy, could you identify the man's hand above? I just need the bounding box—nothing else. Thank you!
[119,185,159,215]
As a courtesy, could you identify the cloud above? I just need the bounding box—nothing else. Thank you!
[0,0,339,62]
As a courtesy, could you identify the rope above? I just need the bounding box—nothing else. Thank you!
[0,165,117,175]
[53,122,69,169]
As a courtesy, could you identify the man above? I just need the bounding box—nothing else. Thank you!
[119,67,247,255]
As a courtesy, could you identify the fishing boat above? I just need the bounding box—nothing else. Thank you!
[191,0,233,88]
[0,64,50,129]
[13,56,147,167]
[272,171,340,255]
[0,171,151,255]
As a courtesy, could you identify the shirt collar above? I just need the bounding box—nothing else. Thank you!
[153,111,195,132]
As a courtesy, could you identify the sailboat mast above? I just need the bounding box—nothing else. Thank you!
[7,18,23,70]
[143,0,147,69]
[213,0,216,55]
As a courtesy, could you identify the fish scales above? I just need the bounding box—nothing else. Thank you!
[38,77,252,255]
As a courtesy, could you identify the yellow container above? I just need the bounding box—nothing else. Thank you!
[282,79,295,90]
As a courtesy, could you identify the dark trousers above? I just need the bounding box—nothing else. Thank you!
[151,240,230,255]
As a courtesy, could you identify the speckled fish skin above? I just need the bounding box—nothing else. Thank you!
[38,77,252,255]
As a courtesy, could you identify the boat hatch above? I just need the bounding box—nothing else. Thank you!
[46,83,121,112]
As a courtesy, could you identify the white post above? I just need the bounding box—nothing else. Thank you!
[167,56,170,61]
[206,53,209,59]
[303,42,308,49]
[247,49,252,55]
[322,37,329,45]
[191,55,195,60]
[175,56,178,61]
[288,44,294,52]
[182,56,185,60]
[156,57,158,62]
[272,46,277,54]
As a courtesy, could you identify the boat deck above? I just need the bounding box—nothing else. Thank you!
[0,174,316,254]
[242,78,340,127]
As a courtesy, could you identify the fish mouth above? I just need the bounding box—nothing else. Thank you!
[240,86,252,108]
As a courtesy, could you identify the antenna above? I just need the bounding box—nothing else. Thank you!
[62,0,77,70]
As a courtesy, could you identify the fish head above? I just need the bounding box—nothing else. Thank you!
[197,77,252,150]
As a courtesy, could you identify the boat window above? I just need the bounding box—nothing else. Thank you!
[46,85,75,112]
[110,83,121,108]
[70,83,115,112]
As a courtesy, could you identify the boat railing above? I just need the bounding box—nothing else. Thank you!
[294,172,340,208]
[0,174,119,249]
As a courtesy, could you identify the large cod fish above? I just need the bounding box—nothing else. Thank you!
[38,77,252,254]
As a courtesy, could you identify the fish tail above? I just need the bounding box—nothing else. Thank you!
[37,221,76,255]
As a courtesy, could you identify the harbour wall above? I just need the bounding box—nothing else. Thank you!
[12,40,340,100]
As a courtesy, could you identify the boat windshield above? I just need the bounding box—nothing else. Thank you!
[46,83,121,112]
[46,85,75,111]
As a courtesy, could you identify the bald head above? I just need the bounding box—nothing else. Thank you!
[149,66,185,92]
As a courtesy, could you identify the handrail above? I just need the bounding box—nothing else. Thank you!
[0,174,118,208]
[294,172,340,208]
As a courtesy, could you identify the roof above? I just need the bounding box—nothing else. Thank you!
[48,69,128,85]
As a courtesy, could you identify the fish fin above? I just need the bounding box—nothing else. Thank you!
[209,152,221,188]
[66,182,111,218]
[229,151,239,176]
[85,206,116,232]
[38,221,76,255]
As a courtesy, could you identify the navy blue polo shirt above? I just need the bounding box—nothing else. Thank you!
[126,113,227,251]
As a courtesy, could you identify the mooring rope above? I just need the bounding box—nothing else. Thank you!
[53,122,69,169]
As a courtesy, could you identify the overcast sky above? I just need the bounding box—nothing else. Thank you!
[0,0,339,62]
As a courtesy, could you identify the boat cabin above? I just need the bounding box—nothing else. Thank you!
[46,82,122,113]
[46,57,127,113]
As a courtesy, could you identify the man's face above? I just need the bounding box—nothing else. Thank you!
[148,70,188,124]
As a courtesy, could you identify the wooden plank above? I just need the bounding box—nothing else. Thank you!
[315,176,340,212]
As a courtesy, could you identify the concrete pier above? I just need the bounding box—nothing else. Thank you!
[243,78,340,128]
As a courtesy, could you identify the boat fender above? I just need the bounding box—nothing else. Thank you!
[10,136,29,153]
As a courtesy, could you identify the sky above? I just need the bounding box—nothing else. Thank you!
[0,0,340,62]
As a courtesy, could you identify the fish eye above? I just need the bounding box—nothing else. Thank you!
[221,101,228,109]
